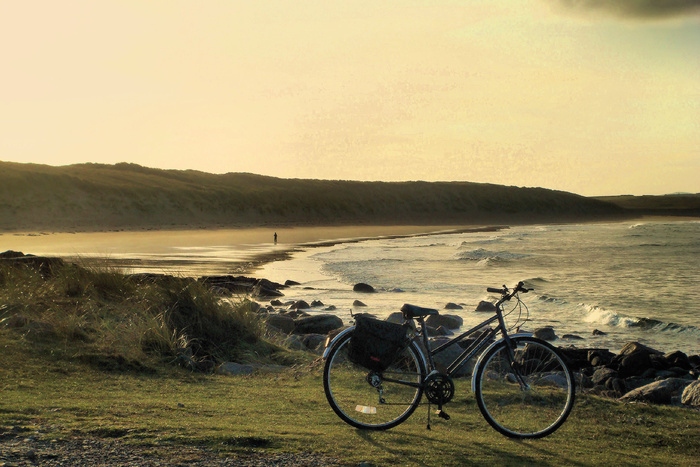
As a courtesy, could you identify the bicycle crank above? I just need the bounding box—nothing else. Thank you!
[424,372,455,405]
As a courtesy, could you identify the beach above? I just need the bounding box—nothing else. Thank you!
[1,224,499,276]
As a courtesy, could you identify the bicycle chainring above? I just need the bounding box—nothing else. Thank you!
[424,373,455,405]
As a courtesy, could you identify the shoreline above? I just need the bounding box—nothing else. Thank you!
[1,224,510,276]
[3,216,696,276]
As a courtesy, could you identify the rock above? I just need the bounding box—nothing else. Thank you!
[0,250,25,259]
[352,300,367,307]
[386,312,404,324]
[270,299,283,306]
[588,349,615,367]
[265,314,295,334]
[302,334,327,352]
[285,280,300,286]
[283,310,310,319]
[681,381,700,406]
[620,378,692,405]
[562,334,584,340]
[324,305,337,311]
[253,284,284,298]
[688,355,700,368]
[239,299,260,313]
[533,327,557,341]
[605,377,627,396]
[310,300,324,307]
[429,337,474,377]
[618,342,663,358]
[592,367,618,386]
[282,334,306,351]
[612,342,663,378]
[288,300,310,310]
[665,350,691,370]
[0,252,65,276]
[294,315,343,334]
[444,302,463,310]
[592,329,607,336]
[426,314,463,330]
[475,301,496,312]
[353,283,376,293]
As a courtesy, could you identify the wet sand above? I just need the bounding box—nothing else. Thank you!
[1,225,504,276]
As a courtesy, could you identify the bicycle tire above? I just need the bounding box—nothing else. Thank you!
[323,330,426,430]
[474,336,575,439]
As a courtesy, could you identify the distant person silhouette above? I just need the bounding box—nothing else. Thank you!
[274,232,278,244]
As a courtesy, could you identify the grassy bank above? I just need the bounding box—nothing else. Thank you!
[1,260,699,465]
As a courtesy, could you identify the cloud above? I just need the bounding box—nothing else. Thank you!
[550,0,700,19]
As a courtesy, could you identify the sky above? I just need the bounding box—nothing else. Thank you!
[1,0,698,196]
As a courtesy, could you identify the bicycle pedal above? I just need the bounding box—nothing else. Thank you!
[436,410,450,421]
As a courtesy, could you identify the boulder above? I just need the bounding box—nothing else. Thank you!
[681,381,700,407]
[474,301,496,312]
[386,312,404,324]
[426,314,463,330]
[353,283,376,293]
[265,314,295,334]
[588,349,615,367]
[429,337,473,377]
[562,334,584,341]
[302,334,327,352]
[592,367,618,386]
[533,327,557,341]
[294,315,343,334]
[611,342,663,378]
[352,300,367,307]
[620,378,692,405]
[592,329,607,336]
[0,252,65,277]
[284,280,301,286]
[444,302,463,310]
[282,334,306,351]
[288,300,310,310]
[310,300,324,307]
[665,351,691,371]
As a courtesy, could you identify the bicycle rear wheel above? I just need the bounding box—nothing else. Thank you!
[323,330,426,430]
[474,336,575,439]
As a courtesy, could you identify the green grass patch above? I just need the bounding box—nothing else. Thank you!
[0,359,698,466]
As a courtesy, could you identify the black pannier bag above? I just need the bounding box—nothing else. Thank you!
[348,315,410,372]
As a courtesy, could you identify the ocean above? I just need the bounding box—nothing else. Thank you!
[259,220,700,355]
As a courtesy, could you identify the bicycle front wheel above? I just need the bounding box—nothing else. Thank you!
[323,330,426,430]
[474,336,575,439]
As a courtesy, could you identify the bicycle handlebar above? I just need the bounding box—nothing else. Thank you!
[487,281,532,301]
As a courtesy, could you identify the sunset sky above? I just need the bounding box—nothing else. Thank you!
[1,0,698,196]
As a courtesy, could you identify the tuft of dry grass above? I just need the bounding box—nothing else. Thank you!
[0,260,289,370]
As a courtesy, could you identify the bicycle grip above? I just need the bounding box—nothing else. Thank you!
[487,287,505,294]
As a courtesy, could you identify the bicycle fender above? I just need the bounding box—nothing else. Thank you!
[322,326,355,359]
[471,332,533,393]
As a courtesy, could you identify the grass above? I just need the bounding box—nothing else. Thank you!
[1,261,699,465]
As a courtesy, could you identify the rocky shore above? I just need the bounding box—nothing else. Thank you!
[200,275,700,410]
[2,252,698,409]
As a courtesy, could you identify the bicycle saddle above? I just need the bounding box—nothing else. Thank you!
[400,303,439,319]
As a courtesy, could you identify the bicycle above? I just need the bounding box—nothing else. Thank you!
[322,281,575,439]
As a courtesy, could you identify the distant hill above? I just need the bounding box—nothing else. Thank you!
[0,161,635,232]
[596,194,700,217]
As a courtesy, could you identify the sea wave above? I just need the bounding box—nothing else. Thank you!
[453,248,530,263]
[581,304,699,336]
